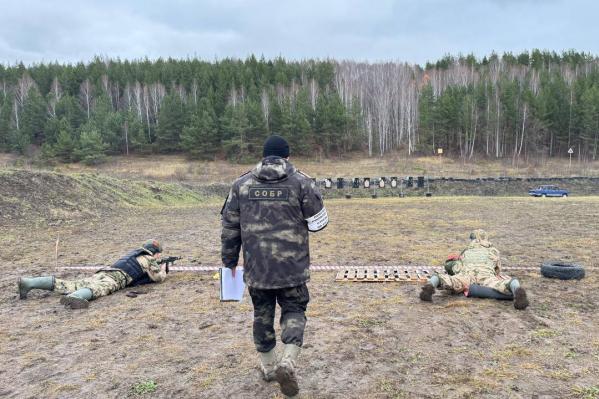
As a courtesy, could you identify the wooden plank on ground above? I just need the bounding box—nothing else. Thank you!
[334,267,435,283]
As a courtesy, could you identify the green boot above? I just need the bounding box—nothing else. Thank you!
[259,348,277,382]
[275,344,301,398]
[18,276,55,299]
[60,288,93,309]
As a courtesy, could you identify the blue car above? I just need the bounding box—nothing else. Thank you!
[528,185,569,197]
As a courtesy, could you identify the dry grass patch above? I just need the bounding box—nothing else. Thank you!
[377,377,407,398]
[520,362,543,371]
[85,317,108,329]
[355,317,387,329]
[492,345,533,360]
[443,301,471,309]
[43,382,80,396]
[532,328,560,339]
[482,364,518,379]
[42,154,599,183]
[367,295,406,306]
[573,386,599,399]
[437,373,500,394]
[544,368,574,381]
[19,352,47,368]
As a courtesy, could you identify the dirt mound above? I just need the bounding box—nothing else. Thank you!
[0,169,217,225]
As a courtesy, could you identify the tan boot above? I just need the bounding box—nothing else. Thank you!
[275,344,301,398]
[259,348,277,382]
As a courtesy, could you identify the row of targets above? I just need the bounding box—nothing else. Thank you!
[320,176,426,189]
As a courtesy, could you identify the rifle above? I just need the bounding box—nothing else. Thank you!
[157,256,181,273]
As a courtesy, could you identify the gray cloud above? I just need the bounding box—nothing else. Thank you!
[0,0,596,66]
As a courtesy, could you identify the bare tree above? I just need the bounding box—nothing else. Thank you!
[133,81,143,121]
[191,79,199,106]
[48,77,63,118]
[143,85,151,139]
[150,83,166,119]
[79,79,93,120]
[261,88,270,131]
[309,78,318,111]
[14,73,36,130]
[101,74,113,109]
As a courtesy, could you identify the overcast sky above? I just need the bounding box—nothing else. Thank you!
[1,0,597,66]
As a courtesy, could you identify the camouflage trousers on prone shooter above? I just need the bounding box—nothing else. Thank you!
[436,271,513,295]
[249,284,310,353]
[54,271,129,299]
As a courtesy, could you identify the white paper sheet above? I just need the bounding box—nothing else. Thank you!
[220,267,246,302]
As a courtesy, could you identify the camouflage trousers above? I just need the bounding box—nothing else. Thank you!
[248,283,310,353]
[54,271,129,300]
[437,272,513,295]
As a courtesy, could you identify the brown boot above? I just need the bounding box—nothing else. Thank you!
[513,287,529,310]
[419,283,435,302]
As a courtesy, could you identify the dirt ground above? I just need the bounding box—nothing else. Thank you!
[1,197,598,399]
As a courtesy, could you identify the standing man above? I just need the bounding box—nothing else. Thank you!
[18,239,168,309]
[221,135,328,398]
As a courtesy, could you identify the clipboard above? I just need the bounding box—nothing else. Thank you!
[220,267,246,302]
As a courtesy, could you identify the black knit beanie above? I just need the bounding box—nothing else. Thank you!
[263,135,290,158]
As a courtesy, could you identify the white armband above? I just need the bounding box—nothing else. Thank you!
[305,207,329,232]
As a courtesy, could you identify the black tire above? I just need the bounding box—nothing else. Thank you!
[540,261,585,280]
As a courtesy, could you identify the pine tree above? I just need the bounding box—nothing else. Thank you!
[220,102,249,161]
[245,99,268,156]
[418,84,436,153]
[343,99,364,153]
[124,111,148,154]
[181,98,219,159]
[0,97,12,151]
[20,88,48,145]
[269,98,283,133]
[315,92,347,155]
[92,94,122,153]
[156,94,185,152]
[53,129,78,162]
[43,117,71,145]
[55,95,85,134]
[76,126,108,165]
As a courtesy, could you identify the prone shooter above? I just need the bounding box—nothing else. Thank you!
[419,229,530,310]
[18,239,179,309]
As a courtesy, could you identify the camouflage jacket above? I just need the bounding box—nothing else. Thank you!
[453,241,502,277]
[137,253,168,283]
[221,156,327,289]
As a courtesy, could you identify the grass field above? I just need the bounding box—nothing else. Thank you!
[3,152,599,183]
[1,194,598,398]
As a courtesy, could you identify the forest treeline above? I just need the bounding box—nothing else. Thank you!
[0,50,598,164]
